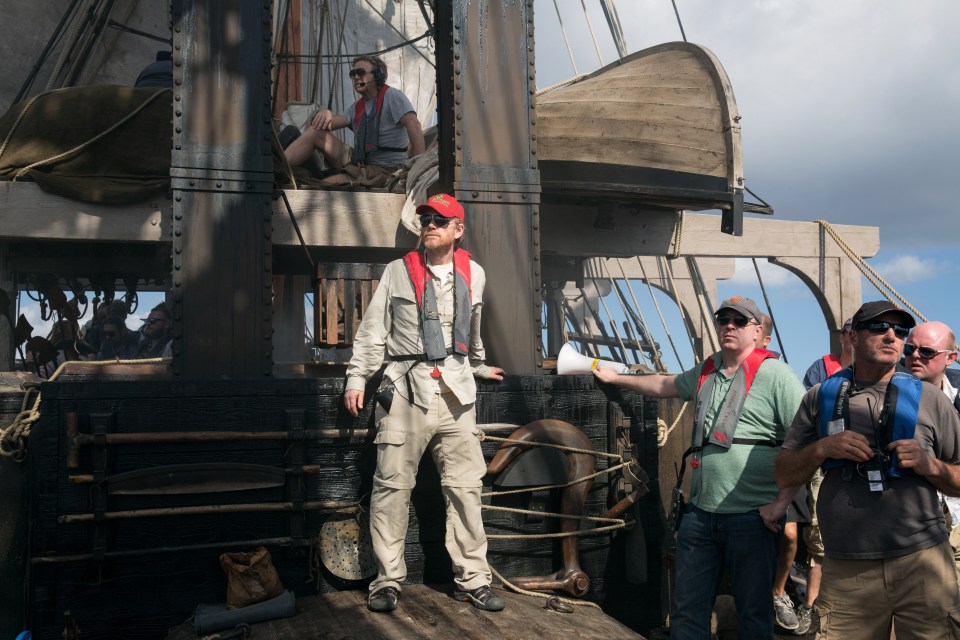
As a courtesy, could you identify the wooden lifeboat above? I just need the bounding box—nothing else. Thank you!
[538,41,766,215]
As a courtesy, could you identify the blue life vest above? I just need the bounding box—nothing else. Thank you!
[818,369,922,478]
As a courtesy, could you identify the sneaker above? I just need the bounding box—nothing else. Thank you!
[368,586,400,612]
[789,560,808,586]
[795,603,813,635]
[773,593,799,630]
[453,584,505,612]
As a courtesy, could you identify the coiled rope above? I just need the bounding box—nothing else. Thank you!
[0,357,167,460]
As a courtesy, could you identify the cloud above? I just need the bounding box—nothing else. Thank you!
[870,254,950,284]
[725,258,798,288]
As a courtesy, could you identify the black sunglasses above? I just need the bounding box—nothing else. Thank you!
[145,318,165,325]
[348,68,369,78]
[856,321,910,339]
[715,314,754,328]
[419,214,452,228]
[904,343,952,359]
[103,331,117,338]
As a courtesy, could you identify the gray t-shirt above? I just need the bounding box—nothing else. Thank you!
[782,379,960,559]
[339,87,416,167]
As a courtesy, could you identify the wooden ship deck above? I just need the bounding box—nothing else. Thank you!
[166,585,644,640]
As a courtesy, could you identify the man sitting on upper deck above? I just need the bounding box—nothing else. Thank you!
[283,55,425,187]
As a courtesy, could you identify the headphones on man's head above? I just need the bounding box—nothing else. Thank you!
[371,57,387,86]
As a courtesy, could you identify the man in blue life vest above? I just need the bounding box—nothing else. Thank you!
[343,193,506,613]
[593,296,805,640]
[777,301,960,639]
[284,55,425,187]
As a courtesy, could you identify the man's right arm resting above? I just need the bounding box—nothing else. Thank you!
[591,368,679,398]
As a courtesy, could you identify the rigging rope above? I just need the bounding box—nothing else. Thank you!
[0,357,167,460]
[660,257,701,364]
[578,0,605,67]
[552,0,579,75]
[637,258,688,370]
[815,220,958,351]
[751,258,789,364]
[670,0,688,43]
[595,260,648,368]
[612,259,667,372]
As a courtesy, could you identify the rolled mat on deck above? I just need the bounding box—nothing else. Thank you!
[192,590,296,635]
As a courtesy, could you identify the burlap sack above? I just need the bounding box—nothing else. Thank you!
[219,546,284,609]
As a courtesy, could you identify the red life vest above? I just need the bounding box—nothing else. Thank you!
[402,248,473,359]
[688,348,778,462]
[822,354,843,377]
[697,348,776,396]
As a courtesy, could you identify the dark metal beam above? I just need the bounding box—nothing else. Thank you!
[170,0,274,378]
[440,0,543,374]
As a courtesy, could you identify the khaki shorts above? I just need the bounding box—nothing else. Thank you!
[331,143,401,187]
[803,468,825,559]
[816,541,960,640]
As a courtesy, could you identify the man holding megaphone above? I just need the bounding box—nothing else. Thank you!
[592,296,805,640]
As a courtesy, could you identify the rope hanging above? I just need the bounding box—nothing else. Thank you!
[751,258,789,364]
[815,219,957,351]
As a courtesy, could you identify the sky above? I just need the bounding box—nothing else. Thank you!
[532,0,960,377]
[11,1,959,378]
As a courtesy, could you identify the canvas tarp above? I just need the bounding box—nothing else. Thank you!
[0,86,172,204]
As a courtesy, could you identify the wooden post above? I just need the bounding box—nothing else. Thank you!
[170,0,275,378]
[437,0,542,374]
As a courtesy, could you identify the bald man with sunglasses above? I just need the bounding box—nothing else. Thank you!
[905,321,960,588]
[777,302,960,639]
[594,296,805,640]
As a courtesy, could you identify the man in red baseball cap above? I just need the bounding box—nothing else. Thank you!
[344,193,506,613]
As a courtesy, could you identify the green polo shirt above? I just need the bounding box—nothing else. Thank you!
[674,354,804,513]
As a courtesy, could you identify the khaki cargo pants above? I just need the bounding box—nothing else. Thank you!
[368,389,491,595]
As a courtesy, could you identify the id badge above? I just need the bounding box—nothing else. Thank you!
[865,459,885,492]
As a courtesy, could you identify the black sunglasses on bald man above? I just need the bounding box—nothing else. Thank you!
[856,321,910,339]
[419,214,452,228]
[715,314,754,328]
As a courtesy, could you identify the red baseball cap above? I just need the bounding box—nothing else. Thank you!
[416,193,464,222]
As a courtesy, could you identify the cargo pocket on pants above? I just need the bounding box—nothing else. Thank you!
[374,430,405,446]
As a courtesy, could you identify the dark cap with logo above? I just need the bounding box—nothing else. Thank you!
[715,296,762,323]
[851,300,916,329]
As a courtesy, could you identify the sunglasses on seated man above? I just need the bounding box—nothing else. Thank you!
[714,314,756,328]
[419,214,453,228]
[855,321,911,339]
[903,343,953,359]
